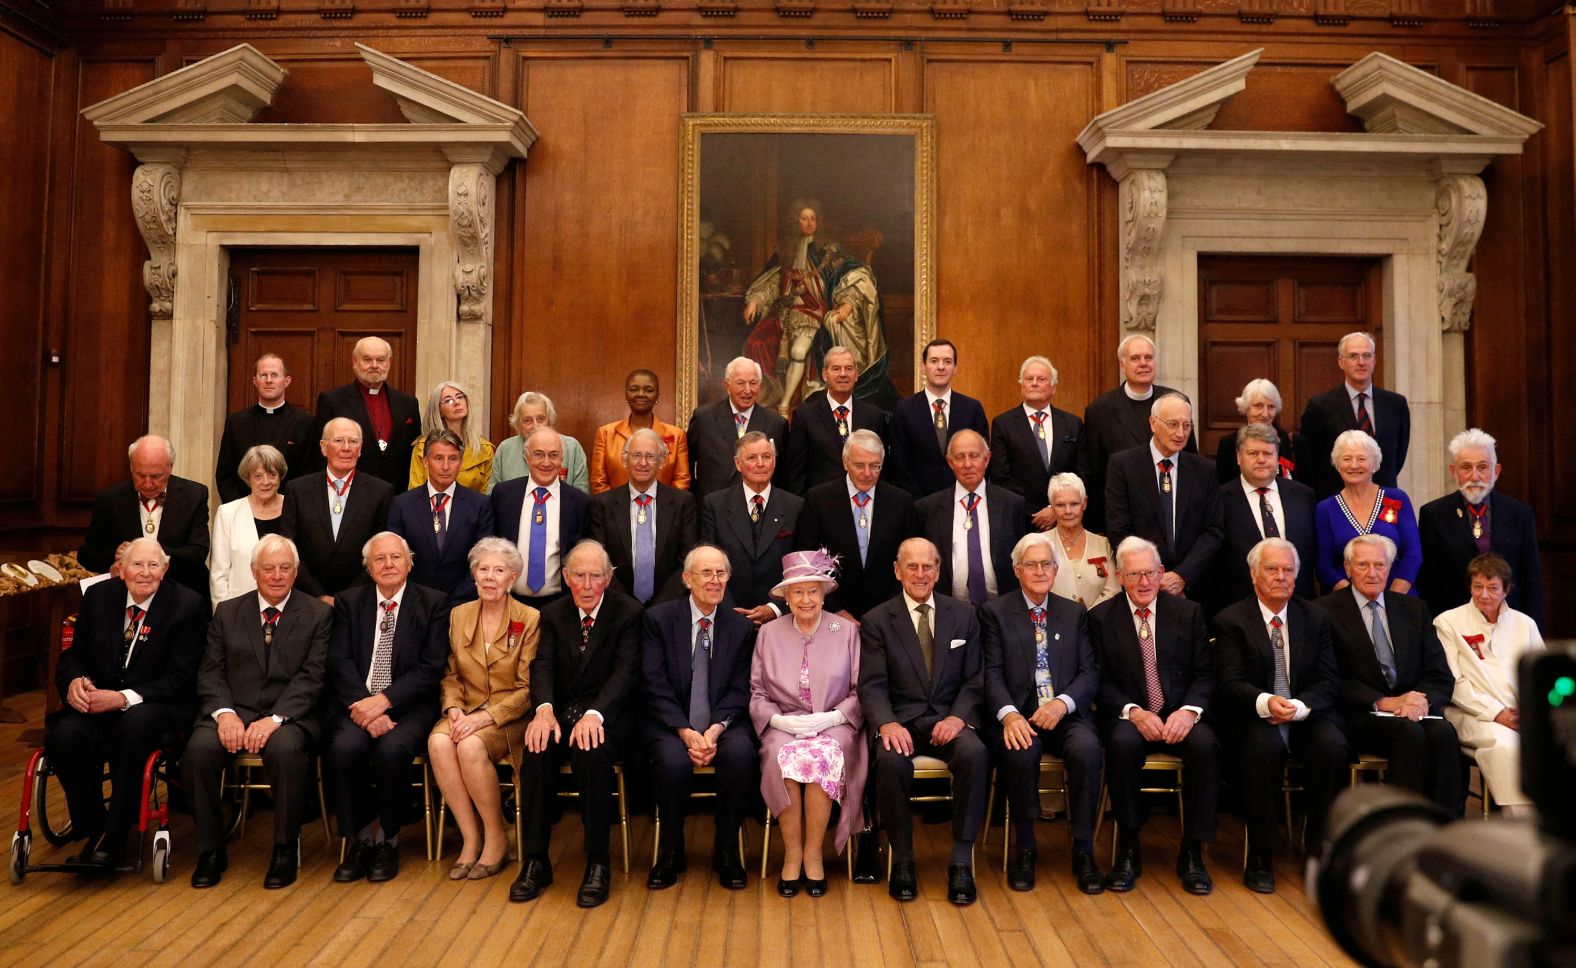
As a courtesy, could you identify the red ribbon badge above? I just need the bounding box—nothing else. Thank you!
[1463,633,1485,661]
[1278,456,1295,479]
[1088,556,1108,578]
[506,620,525,651]
[1380,496,1403,526]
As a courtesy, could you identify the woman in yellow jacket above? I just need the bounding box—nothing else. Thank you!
[410,379,495,491]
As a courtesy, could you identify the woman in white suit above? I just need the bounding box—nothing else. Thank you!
[210,444,288,606]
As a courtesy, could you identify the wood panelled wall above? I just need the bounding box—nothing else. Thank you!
[2,6,1572,622]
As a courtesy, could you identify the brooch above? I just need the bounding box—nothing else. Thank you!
[829,621,841,632]
[506,619,525,651]
[1380,497,1402,526]
[1462,633,1485,661]
[1088,556,1108,578]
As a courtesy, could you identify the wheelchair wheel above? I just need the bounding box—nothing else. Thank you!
[150,839,170,884]
[30,758,75,848]
[9,832,29,884]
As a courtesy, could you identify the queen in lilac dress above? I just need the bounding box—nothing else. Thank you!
[749,550,866,895]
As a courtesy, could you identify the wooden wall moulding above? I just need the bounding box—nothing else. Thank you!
[1008,0,1049,21]
[99,0,132,19]
[1239,0,1275,23]
[1313,0,1349,25]
[1388,0,1425,26]
[620,0,660,14]
[1161,0,1200,23]
[393,0,430,15]
[851,0,892,15]
[1085,0,1124,21]
[468,0,505,16]
[545,0,583,15]
[244,0,278,18]
[1465,0,1499,26]
[775,0,815,16]
[697,0,738,14]
[318,0,354,17]
[170,0,205,20]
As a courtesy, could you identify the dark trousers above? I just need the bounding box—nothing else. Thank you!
[44,702,186,840]
[323,712,431,839]
[181,720,314,854]
[645,723,757,856]
[873,724,988,864]
[992,716,1103,851]
[519,718,626,858]
[1237,714,1347,851]
[1355,712,1461,813]
[1104,717,1220,843]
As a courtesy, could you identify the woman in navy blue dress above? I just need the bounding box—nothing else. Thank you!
[1314,429,1421,593]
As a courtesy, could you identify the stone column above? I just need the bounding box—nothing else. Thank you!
[448,161,500,431]
[1119,169,1167,335]
[1436,173,1487,470]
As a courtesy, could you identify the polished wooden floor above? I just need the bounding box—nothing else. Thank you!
[0,691,1356,968]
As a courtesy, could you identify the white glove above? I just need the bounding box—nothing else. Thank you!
[770,713,813,734]
[796,710,846,736]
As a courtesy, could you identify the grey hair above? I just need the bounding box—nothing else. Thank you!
[1236,422,1281,452]
[1448,427,1498,465]
[1018,355,1059,385]
[683,543,730,574]
[128,435,175,464]
[251,533,300,568]
[823,345,858,367]
[1046,472,1087,504]
[1337,332,1377,357]
[1343,533,1397,567]
[1113,536,1161,574]
[842,428,885,461]
[118,537,170,568]
[1149,392,1192,418]
[896,536,941,566]
[524,426,564,455]
[238,444,288,482]
[422,380,478,455]
[1234,378,1283,416]
[468,536,524,575]
[1010,532,1058,569]
[1117,334,1156,361]
[352,336,391,358]
[733,429,776,458]
[512,391,558,429]
[361,531,413,569]
[564,539,615,576]
[724,356,764,382]
[622,426,670,463]
[1331,429,1383,471]
[945,428,989,457]
[1246,536,1301,577]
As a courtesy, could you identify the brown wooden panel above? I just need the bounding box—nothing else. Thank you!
[251,58,408,124]
[1292,339,1343,432]
[1201,339,1276,451]
[1205,279,1276,321]
[336,269,407,311]
[1126,59,1366,133]
[1542,48,1575,546]
[250,267,318,311]
[1293,280,1366,324]
[718,54,897,113]
[230,330,321,414]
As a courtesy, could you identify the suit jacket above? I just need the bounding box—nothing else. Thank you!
[210,496,274,605]
[641,597,757,733]
[795,478,916,619]
[1214,477,1317,611]
[590,482,697,605]
[700,485,803,611]
[440,598,540,766]
[326,582,451,722]
[1297,384,1411,498]
[786,392,893,495]
[312,381,423,489]
[56,578,206,714]
[79,476,211,598]
[198,591,333,739]
[1078,383,1195,532]
[889,390,989,496]
[387,484,494,601]
[913,483,1028,600]
[529,589,643,726]
[215,402,315,504]
[1317,589,1452,716]
[279,472,394,598]
[1211,595,1340,724]
[686,401,788,497]
[490,477,592,566]
[1105,447,1222,591]
[1087,592,1213,726]
[980,591,1098,719]
[1416,491,1544,626]
[858,593,983,731]
[987,405,1083,514]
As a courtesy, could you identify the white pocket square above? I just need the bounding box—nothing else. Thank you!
[949,638,966,650]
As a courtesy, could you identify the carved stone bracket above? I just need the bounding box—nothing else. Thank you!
[1119,170,1167,332]
[131,163,181,321]
[449,164,494,323]
[1437,174,1486,333]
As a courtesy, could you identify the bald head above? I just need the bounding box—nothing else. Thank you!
[351,336,392,388]
[945,429,991,491]
[321,416,363,474]
[128,435,174,500]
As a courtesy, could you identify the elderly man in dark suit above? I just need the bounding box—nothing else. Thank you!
[687,356,789,497]
[311,336,422,489]
[785,344,894,494]
[216,353,315,503]
[1319,533,1458,811]
[590,427,697,606]
[324,532,450,884]
[182,534,333,889]
[492,427,591,609]
[280,417,394,602]
[796,429,916,622]
[513,540,644,907]
[386,430,493,601]
[1417,428,1544,625]
[915,429,1029,607]
[46,538,205,870]
[1297,331,1411,498]
[981,532,1104,895]
[859,537,987,905]
[79,435,210,597]
[641,544,758,890]
[1089,536,1220,895]
[989,355,1084,529]
[700,431,803,625]
[1214,423,1316,613]
[1212,537,1347,894]
[889,339,989,497]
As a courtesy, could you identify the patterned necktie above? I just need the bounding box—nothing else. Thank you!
[527,486,550,592]
[1368,600,1397,689]
[932,399,948,452]
[580,614,595,654]
[750,494,764,524]
[120,605,144,670]
[1256,486,1280,538]
[689,617,712,730]
[734,412,748,438]
[369,601,396,693]
[1467,502,1491,554]
[835,405,850,438]
[915,602,935,680]
[853,490,871,564]
[1137,606,1164,714]
[431,492,450,551]
[263,605,280,647]
[634,493,655,603]
[1157,458,1175,548]
[963,493,987,606]
[1356,392,1373,434]
[1270,615,1291,747]
[1030,411,1050,468]
[1031,605,1053,703]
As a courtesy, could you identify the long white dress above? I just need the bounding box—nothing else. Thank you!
[1433,602,1544,806]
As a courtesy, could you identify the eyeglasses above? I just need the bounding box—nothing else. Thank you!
[1017,560,1056,573]
[1124,568,1162,581]
[627,452,661,464]
[528,450,563,461]
[440,393,467,406]
[325,436,362,447]
[690,568,730,581]
[1157,419,1194,434]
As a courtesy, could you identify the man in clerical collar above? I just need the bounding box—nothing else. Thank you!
[216,354,314,503]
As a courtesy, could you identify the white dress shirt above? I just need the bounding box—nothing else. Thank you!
[1149,440,1180,530]
[365,583,407,692]
[845,475,876,531]
[117,591,156,707]
[213,592,294,723]
[1254,598,1310,721]
[948,481,997,600]
[923,388,954,425]
[1240,476,1285,539]
[628,482,658,550]
[426,481,457,530]
[514,477,563,596]
[996,591,1078,722]
[1022,402,1055,465]
[1117,595,1203,721]
[1345,381,1376,429]
[136,497,165,540]
[326,470,355,540]
[538,597,607,721]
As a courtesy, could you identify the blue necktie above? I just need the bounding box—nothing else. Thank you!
[527,486,549,592]
[1270,616,1291,748]
[634,493,655,602]
[964,493,987,606]
[1031,606,1053,703]
[1368,600,1397,689]
[690,618,712,730]
[853,491,871,564]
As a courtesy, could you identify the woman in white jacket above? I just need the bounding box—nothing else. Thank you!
[210,444,287,606]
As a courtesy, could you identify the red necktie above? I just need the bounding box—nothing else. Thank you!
[1136,607,1163,714]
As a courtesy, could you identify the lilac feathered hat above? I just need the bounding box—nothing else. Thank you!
[771,548,840,594]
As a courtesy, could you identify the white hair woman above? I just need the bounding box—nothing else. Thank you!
[410,380,495,492]
[1312,429,1421,594]
[210,444,287,605]
[1213,378,1295,483]
[1042,473,1120,607]
[492,390,590,494]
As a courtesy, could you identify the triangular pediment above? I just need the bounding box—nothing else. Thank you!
[358,43,537,144]
[1334,52,1543,138]
[80,44,285,125]
[1077,49,1261,155]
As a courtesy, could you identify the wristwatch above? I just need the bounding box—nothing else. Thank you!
[270,714,284,725]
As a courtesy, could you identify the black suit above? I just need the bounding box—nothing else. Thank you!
[1105,447,1222,595]
[1087,594,1220,842]
[312,382,423,490]
[520,591,643,859]
[215,403,316,504]
[1212,596,1348,849]
[981,592,1103,850]
[1213,425,1296,485]
[1297,384,1411,498]
[700,485,803,613]
[1318,589,1459,810]
[914,484,1028,604]
[491,478,592,606]
[46,579,205,841]
[386,484,493,601]
[686,401,788,497]
[182,591,333,853]
[858,593,988,862]
[590,483,697,605]
[641,598,758,856]
[795,479,916,619]
[1214,478,1317,613]
[79,477,211,598]
[1078,383,1195,532]
[786,392,892,495]
[890,390,989,496]
[1416,491,1543,626]
[323,582,451,838]
[988,405,1083,515]
[278,473,394,598]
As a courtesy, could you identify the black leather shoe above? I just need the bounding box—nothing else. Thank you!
[716,852,748,890]
[777,875,801,897]
[946,865,977,906]
[1176,845,1213,895]
[1007,849,1037,892]
[577,860,611,908]
[803,875,827,897]
[190,848,227,888]
[510,858,554,902]
[888,861,918,901]
[1073,850,1107,895]
[851,832,880,884]
[647,851,686,890]
[1243,850,1275,894]
[264,843,298,889]
[367,841,399,882]
[83,831,127,870]
[334,840,372,882]
[1104,839,1141,892]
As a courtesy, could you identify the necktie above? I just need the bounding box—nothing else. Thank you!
[689,617,712,730]
[1030,411,1050,468]
[1467,502,1491,554]
[1137,607,1164,714]
[1356,392,1373,434]
[734,412,748,438]
[963,492,987,606]
[932,399,948,452]
[120,605,144,670]
[1256,486,1280,538]
[634,493,655,602]
[834,405,850,438]
[369,601,396,693]
[852,491,871,564]
[525,486,551,592]
[263,605,280,647]
[1270,616,1291,747]
[750,494,764,524]
[1157,459,1175,548]
[580,614,595,654]
[431,493,450,551]
[915,602,935,680]
[1368,600,1397,689]
[1031,605,1053,703]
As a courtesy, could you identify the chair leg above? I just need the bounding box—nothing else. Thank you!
[319,772,333,845]
[513,778,523,862]
[422,764,434,862]
[436,797,447,859]
[1094,785,1109,859]
[651,809,660,868]
[616,770,630,874]
[238,767,251,841]
[760,809,772,880]
[981,772,994,848]
[1002,799,1011,873]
